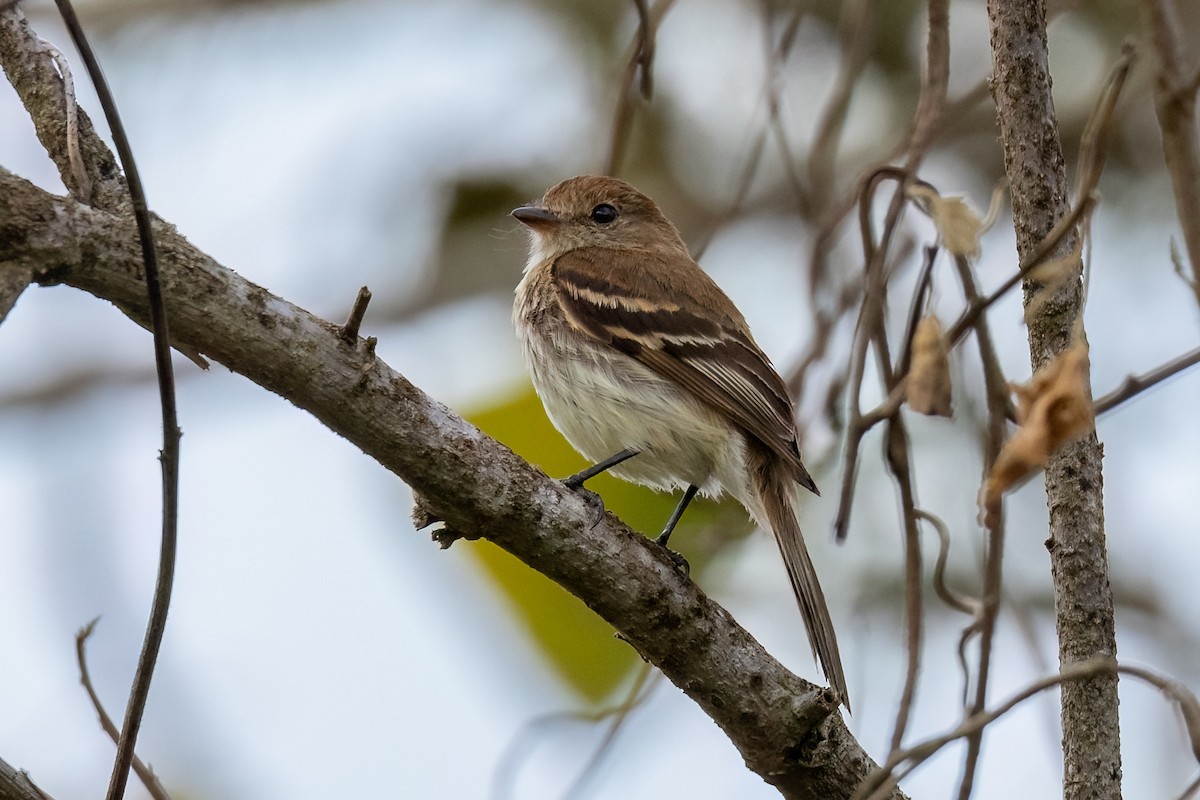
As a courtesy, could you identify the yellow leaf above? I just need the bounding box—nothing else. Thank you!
[465,385,749,702]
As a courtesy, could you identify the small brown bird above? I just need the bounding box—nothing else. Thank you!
[511,175,848,709]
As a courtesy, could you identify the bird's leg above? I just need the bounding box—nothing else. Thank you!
[655,484,699,575]
[560,448,639,526]
[562,448,639,488]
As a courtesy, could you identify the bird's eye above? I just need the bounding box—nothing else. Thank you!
[590,203,618,224]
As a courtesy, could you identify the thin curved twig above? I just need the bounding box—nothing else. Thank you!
[855,657,1117,800]
[862,656,1200,800]
[914,509,978,616]
[74,620,172,800]
[1093,345,1200,415]
[603,0,672,176]
[51,4,182,800]
[487,664,661,800]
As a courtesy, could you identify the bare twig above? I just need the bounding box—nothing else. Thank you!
[949,253,1015,429]
[339,286,373,342]
[630,0,654,100]
[834,165,930,541]
[691,3,808,260]
[50,4,181,799]
[806,0,874,210]
[32,38,90,201]
[74,621,172,800]
[1093,345,1200,415]
[856,656,1119,800]
[603,0,672,176]
[884,419,924,754]
[740,3,813,215]
[869,655,1200,800]
[915,509,979,616]
[1143,0,1200,309]
[882,246,940,753]
[561,664,658,800]
[895,245,938,378]
[1074,44,1135,202]
[945,246,1013,799]
[1176,774,1200,800]
[489,665,659,800]
[942,194,1097,350]
[953,486,1004,800]
[908,0,950,158]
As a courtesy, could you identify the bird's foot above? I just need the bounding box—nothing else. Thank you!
[561,478,606,528]
[653,531,690,577]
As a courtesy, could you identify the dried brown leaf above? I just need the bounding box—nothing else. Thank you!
[906,315,953,416]
[984,343,1094,526]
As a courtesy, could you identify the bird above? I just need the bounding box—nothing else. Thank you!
[510,175,848,709]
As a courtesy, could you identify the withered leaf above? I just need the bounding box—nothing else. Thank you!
[906,315,953,417]
[984,343,1095,526]
[908,184,983,259]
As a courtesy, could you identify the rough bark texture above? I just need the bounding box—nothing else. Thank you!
[0,168,902,800]
[0,7,123,208]
[0,758,50,800]
[986,2,1122,799]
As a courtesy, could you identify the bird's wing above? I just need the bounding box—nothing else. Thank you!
[551,247,817,493]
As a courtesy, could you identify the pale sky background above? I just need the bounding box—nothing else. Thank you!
[2,1,1199,798]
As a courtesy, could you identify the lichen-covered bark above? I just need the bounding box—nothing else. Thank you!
[986,3,1122,799]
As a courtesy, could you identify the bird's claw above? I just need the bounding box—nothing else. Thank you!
[562,479,606,528]
[654,534,690,577]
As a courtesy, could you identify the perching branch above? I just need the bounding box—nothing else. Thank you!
[0,759,53,800]
[0,7,904,796]
[0,166,901,800]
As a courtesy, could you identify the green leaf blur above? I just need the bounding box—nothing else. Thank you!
[467,384,750,703]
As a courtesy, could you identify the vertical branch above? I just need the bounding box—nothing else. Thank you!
[1142,0,1200,309]
[806,0,874,211]
[909,0,951,158]
[884,420,924,754]
[950,248,1012,800]
[985,4,1121,800]
[603,0,672,176]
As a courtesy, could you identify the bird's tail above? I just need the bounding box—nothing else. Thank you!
[749,449,850,711]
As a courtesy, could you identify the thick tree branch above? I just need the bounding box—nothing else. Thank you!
[0,758,53,800]
[0,167,900,800]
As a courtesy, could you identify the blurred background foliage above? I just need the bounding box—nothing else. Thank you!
[2,0,1200,798]
[469,388,750,702]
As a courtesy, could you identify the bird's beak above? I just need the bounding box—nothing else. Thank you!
[511,205,561,229]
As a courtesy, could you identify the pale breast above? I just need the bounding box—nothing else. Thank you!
[515,268,746,496]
